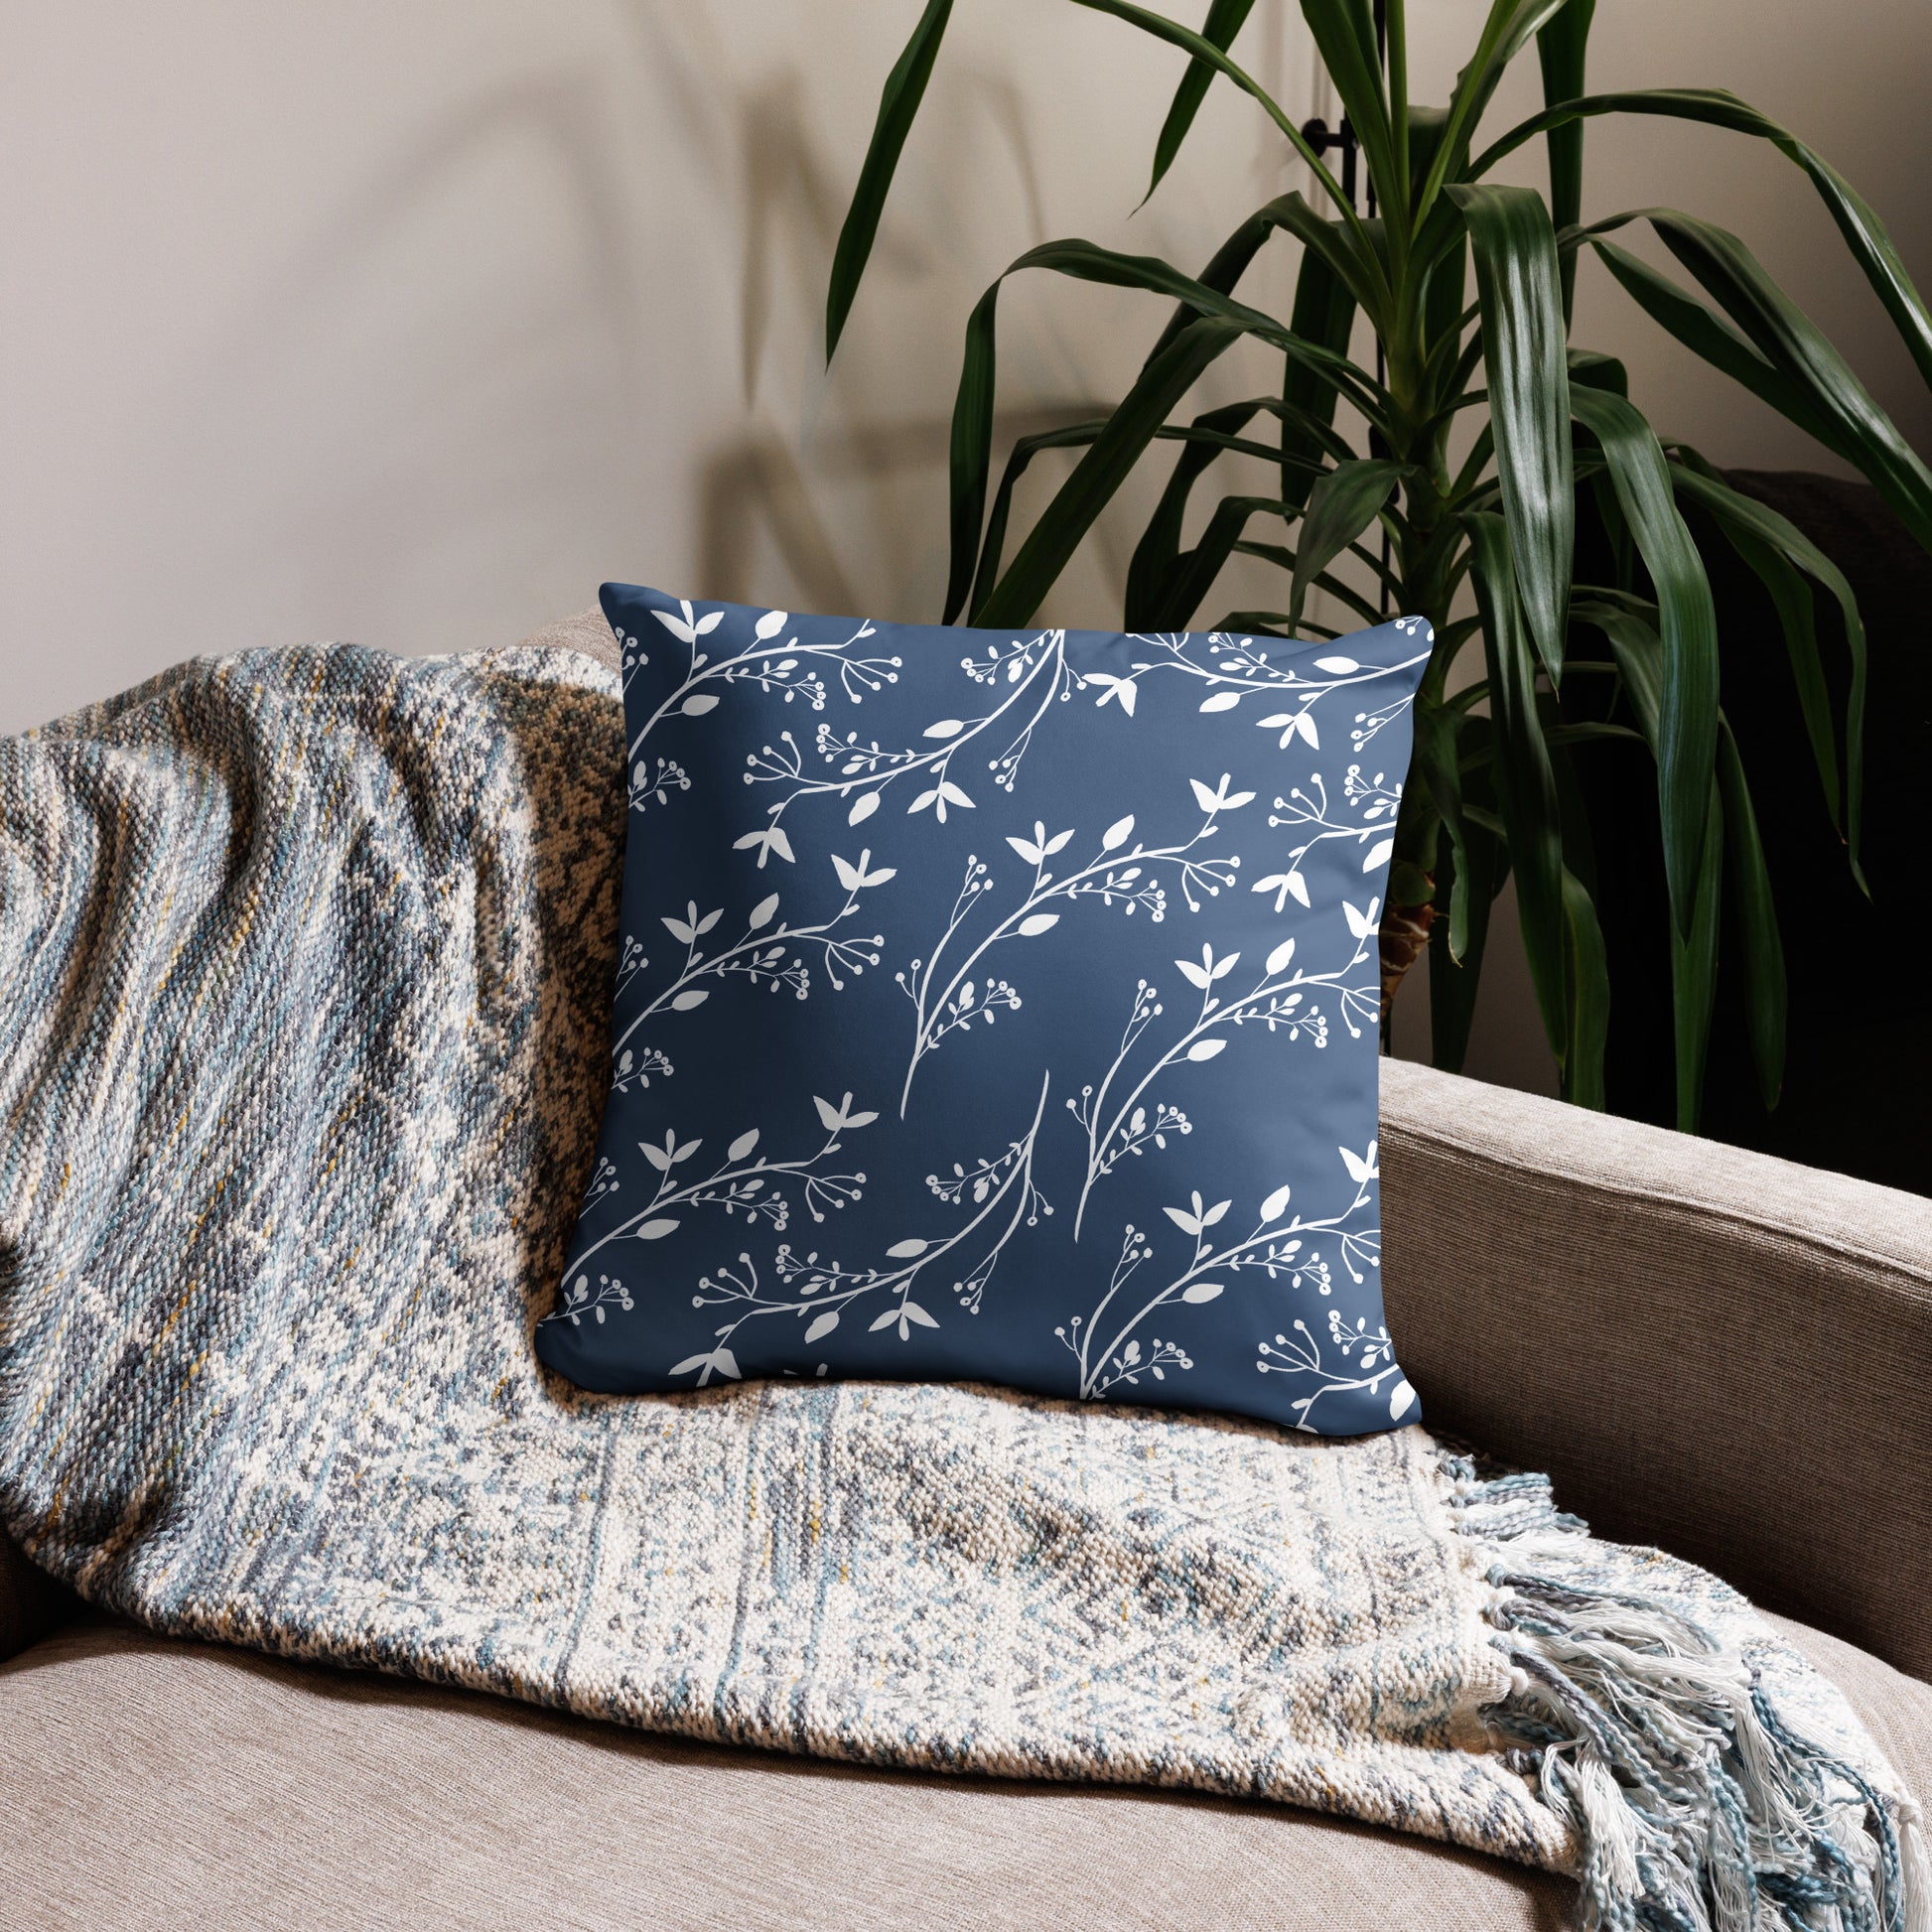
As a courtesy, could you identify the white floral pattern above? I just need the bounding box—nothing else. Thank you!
[550,589,1432,1436]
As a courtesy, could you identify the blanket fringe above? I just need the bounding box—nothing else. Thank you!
[1449,1459,1927,1932]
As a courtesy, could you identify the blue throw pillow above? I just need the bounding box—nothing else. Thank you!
[537,586,1432,1435]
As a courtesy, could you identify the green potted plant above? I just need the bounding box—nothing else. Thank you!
[823,0,1932,1126]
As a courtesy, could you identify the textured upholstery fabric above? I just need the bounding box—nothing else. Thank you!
[1379,1056,1932,1680]
[0,1614,1919,1932]
[0,1619,1570,1932]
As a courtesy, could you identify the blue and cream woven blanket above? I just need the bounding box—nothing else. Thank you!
[0,631,1922,1932]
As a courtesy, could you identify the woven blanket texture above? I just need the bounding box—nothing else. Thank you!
[0,638,1921,1932]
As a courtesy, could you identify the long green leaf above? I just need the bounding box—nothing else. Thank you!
[1560,863,1610,1109]
[945,234,1387,622]
[826,0,954,358]
[1002,238,1388,421]
[1669,783,1724,1130]
[1290,460,1406,630]
[974,422,1107,621]
[1416,0,1574,226]
[1569,384,1719,936]
[1428,822,1501,1073]
[1472,88,1932,390]
[1692,504,1839,833]
[1587,209,1932,550]
[944,281,1002,622]
[1230,538,1387,628]
[1462,511,1570,1062]
[1298,0,1401,223]
[1410,696,1477,960]
[1534,0,1593,320]
[1127,402,1271,627]
[1584,240,1852,463]
[1716,723,1787,1111]
[1064,0,1370,242]
[1158,498,1395,632]
[976,318,1247,626]
[1570,601,1717,1127]
[1145,0,1257,205]
[1667,461,1868,890]
[1450,185,1575,679]
[1282,245,1360,509]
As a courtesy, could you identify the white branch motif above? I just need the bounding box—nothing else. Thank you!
[609,864,893,1079]
[735,628,1079,858]
[667,1073,1054,1386]
[892,776,1254,1115]
[1058,1145,1381,1402]
[554,1270,634,1327]
[1085,622,1432,757]
[553,1091,885,1291]
[621,602,904,766]
[1257,1305,1415,1431]
[1068,915,1377,1237]
[1250,765,1404,917]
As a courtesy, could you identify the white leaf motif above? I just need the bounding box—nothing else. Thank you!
[848,791,880,826]
[1266,937,1296,976]
[1288,872,1311,908]
[1313,654,1360,674]
[1101,814,1136,851]
[671,990,709,1012]
[1339,1142,1379,1185]
[728,1129,759,1161]
[747,894,779,930]
[804,1311,840,1344]
[1343,897,1382,939]
[753,609,789,639]
[650,609,696,644]
[1198,692,1242,713]
[1181,1282,1224,1305]
[1260,1183,1293,1222]
[886,1239,929,1259]
[681,694,720,716]
[1163,1204,1201,1237]
[1293,711,1319,750]
[1017,912,1060,938]
[1390,1379,1416,1421]
[733,826,795,867]
[1185,1038,1227,1062]
[923,719,966,740]
[637,1217,681,1240]
[1363,839,1395,872]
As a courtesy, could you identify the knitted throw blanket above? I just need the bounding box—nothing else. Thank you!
[1,638,1922,1932]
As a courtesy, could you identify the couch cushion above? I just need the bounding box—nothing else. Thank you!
[0,1621,1576,1932]
[3,1614,1922,1932]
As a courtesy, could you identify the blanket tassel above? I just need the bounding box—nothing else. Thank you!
[1453,1462,1929,1932]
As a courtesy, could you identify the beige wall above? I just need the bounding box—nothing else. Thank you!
[3,1,1926,1087]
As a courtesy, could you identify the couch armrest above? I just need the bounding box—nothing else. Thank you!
[1379,1058,1932,1681]
[0,1527,72,1663]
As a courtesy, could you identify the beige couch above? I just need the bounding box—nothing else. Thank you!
[2,1058,1927,1930]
